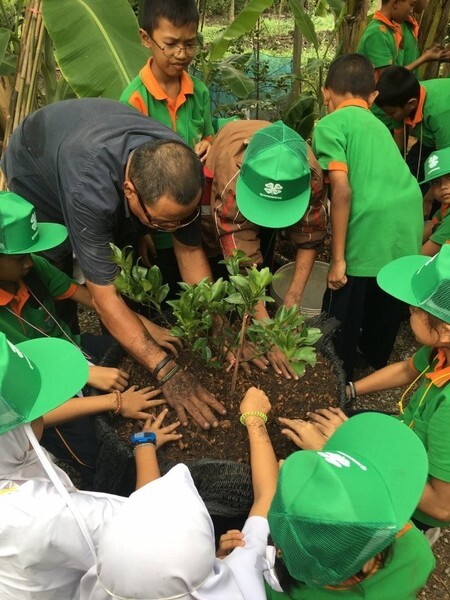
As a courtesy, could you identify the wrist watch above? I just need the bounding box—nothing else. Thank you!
[130,431,157,447]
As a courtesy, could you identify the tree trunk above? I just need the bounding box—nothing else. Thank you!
[291,9,303,97]
[338,0,369,54]
[418,0,450,80]
[229,0,235,22]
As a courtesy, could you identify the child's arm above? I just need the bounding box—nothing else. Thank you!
[328,170,351,290]
[240,387,279,517]
[422,239,441,257]
[353,359,416,395]
[405,45,450,72]
[134,408,182,489]
[43,387,166,426]
[418,477,450,523]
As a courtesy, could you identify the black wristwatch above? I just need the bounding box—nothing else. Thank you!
[130,431,156,447]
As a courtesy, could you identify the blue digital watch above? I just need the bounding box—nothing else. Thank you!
[130,431,157,446]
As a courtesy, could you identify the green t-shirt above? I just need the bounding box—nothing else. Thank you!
[265,523,434,599]
[402,21,419,77]
[430,205,450,246]
[0,254,79,345]
[400,345,450,527]
[312,102,422,276]
[411,80,450,149]
[357,15,403,130]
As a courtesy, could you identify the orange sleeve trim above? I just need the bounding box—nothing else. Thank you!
[55,283,78,301]
[328,161,348,172]
[129,91,149,116]
[408,356,420,373]
[396,522,412,539]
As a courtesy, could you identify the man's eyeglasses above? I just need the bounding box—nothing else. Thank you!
[151,36,198,58]
[130,179,200,232]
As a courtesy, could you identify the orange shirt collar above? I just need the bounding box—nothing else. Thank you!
[373,11,403,50]
[336,98,369,111]
[405,85,426,128]
[0,280,29,316]
[139,58,194,101]
[426,349,450,388]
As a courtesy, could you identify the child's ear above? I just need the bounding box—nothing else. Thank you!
[407,97,419,112]
[139,28,152,48]
[367,90,379,108]
[439,323,450,345]
[321,87,331,106]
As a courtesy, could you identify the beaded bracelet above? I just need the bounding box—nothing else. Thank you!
[133,442,156,455]
[112,389,122,415]
[348,381,357,400]
[158,364,182,386]
[152,354,174,380]
[240,411,268,426]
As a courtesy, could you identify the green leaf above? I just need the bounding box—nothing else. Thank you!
[216,64,255,98]
[42,0,150,99]
[209,0,275,61]
[327,0,344,17]
[287,0,319,52]
[0,27,10,64]
[225,293,245,305]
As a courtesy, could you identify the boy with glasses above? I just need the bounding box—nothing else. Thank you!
[121,0,214,271]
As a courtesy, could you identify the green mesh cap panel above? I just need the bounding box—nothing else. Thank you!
[420,280,450,323]
[269,513,396,586]
[244,121,308,164]
[0,394,25,433]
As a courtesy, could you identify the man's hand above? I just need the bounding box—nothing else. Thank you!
[307,407,348,439]
[140,316,182,357]
[216,530,245,558]
[266,346,299,380]
[138,233,156,268]
[278,417,326,450]
[161,368,226,429]
[88,366,129,392]
[327,258,347,290]
[120,386,166,420]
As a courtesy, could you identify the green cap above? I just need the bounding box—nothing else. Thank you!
[0,191,67,254]
[377,245,450,324]
[420,147,450,184]
[236,121,311,228]
[0,333,89,435]
[268,413,428,587]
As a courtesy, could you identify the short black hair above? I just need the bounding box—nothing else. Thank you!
[324,54,375,97]
[129,140,204,207]
[375,66,421,108]
[141,0,199,35]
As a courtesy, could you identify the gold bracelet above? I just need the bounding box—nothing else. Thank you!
[240,411,268,426]
[112,389,122,415]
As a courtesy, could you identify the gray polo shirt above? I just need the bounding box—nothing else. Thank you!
[2,98,202,285]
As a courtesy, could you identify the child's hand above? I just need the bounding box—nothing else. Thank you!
[140,317,182,357]
[421,44,449,63]
[278,417,326,450]
[120,386,166,420]
[141,407,182,449]
[216,530,245,558]
[194,139,211,163]
[240,387,271,416]
[327,259,347,290]
[138,232,157,268]
[88,366,129,392]
[306,407,348,440]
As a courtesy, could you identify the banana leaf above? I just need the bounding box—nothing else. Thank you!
[42,0,149,99]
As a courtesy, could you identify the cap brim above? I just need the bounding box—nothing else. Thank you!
[7,223,68,255]
[419,165,450,185]
[236,176,310,228]
[376,255,429,306]
[16,338,89,422]
[324,413,428,525]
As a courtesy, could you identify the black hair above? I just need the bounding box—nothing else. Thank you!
[141,0,199,35]
[129,140,204,207]
[324,53,375,97]
[375,66,420,108]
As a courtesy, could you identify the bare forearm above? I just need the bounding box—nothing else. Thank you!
[134,446,160,489]
[172,239,213,285]
[71,285,94,309]
[329,180,351,262]
[354,360,416,396]
[418,479,450,523]
[283,248,316,308]
[246,417,279,517]
[43,394,115,426]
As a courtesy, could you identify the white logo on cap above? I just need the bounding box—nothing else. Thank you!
[264,182,283,195]
[318,451,367,471]
[428,155,439,170]
[30,212,38,231]
[6,339,34,369]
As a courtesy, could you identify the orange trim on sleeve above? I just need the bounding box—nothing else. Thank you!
[336,99,369,111]
[129,91,149,116]
[408,355,420,373]
[405,85,426,128]
[55,283,78,301]
[396,522,412,539]
[328,161,348,172]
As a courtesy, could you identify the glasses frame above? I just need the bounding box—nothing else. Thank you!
[130,179,201,232]
[150,35,198,58]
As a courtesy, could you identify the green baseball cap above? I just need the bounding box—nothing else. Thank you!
[377,245,450,324]
[0,191,67,254]
[0,333,89,435]
[268,413,428,587]
[235,121,311,229]
[420,147,450,184]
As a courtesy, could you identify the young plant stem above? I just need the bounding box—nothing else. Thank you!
[231,311,249,395]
